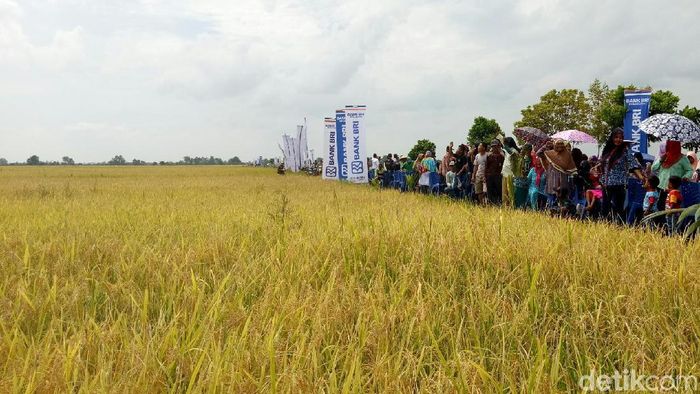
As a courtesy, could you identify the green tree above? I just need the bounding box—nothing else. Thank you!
[61,156,75,165]
[587,79,613,144]
[650,90,680,116]
[679,105,700,151]
[514,89,591,135]
[679,105,700,123]
[597,85,634,132]
[468,116,502,146]
[407,139,436,160]
[27,155,41,165]
[0,158,7,165]
[108,155,126,165]
[228,156,242,165]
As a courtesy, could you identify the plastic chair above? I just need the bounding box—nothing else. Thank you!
[676,181,700,232]
[681,181,700,208]
[625,178,646,225]
[381,170,394,189]
[392,171,407,192]
[428,172,441,195]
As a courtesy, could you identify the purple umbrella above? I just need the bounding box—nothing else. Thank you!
[551,130,597,144]
[513,127,549,150]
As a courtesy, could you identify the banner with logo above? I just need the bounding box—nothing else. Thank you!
[343,105,368,183]
[322,117,338,180]
[297,123,310,168]
[335,110,347,180]
[624,90,652,154]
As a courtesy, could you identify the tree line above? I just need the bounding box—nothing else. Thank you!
[0,155,244,166]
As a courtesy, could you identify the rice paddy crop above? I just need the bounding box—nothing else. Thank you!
[1,166,699,392]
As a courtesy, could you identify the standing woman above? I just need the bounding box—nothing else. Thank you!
[537,139,578,202]
[527,155,546,210]
[412,153,424,191]
[514,141,533,209]
[503,138,532,209]
[650,140,693,209]
[599,128,645,222]
[485,140,505,205]
[418,151,437,193]
[650,141,692,189]
[440,144,454,181]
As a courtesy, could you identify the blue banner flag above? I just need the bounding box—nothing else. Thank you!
[624,90,652,154]
[343,105,368,183]
[335,110,347,180]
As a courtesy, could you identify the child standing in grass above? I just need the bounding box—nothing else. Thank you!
[643,175,661,217]
[665,176,683,235]
[584,158,602,213]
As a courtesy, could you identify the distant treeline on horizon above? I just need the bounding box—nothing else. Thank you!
[0,155,251,166]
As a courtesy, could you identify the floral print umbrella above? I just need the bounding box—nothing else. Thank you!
[639,114,700,142]
[513,127,550,150]
[551,129,597,144]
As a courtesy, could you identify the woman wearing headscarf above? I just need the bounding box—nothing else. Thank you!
[527,154,546,210]
[536,138,578,200]
[600,128,645,222]
[504,137,532,209]
[570,147,587,202]
[650,140,693,189]
[685,152,698,182]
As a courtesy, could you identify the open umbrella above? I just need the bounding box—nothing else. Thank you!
[513,127,549,150]
[639,114,700,143]
[551,129,597,144]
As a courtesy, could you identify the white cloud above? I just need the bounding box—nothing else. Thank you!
[0,1,84,68]
[1,0,700,162]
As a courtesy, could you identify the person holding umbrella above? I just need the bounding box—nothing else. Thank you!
[650,140,693,211]
[651,141,693,189]
[599,128,645,223]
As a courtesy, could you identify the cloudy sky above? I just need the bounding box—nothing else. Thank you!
[1,0,699,162]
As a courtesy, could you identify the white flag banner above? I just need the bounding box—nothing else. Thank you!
[283,134,297,172]
[282,135,290,169]
[322,117,338,180]
[295,125,304,169]
[343,105,368,183]
[298,122,309,168]
[290,135,299,172]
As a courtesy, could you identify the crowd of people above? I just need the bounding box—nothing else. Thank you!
[368,128,700,235]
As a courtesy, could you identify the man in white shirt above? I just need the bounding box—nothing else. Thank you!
[370,153,379,180]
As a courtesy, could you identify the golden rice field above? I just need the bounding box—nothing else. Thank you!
[1,166,699,392]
